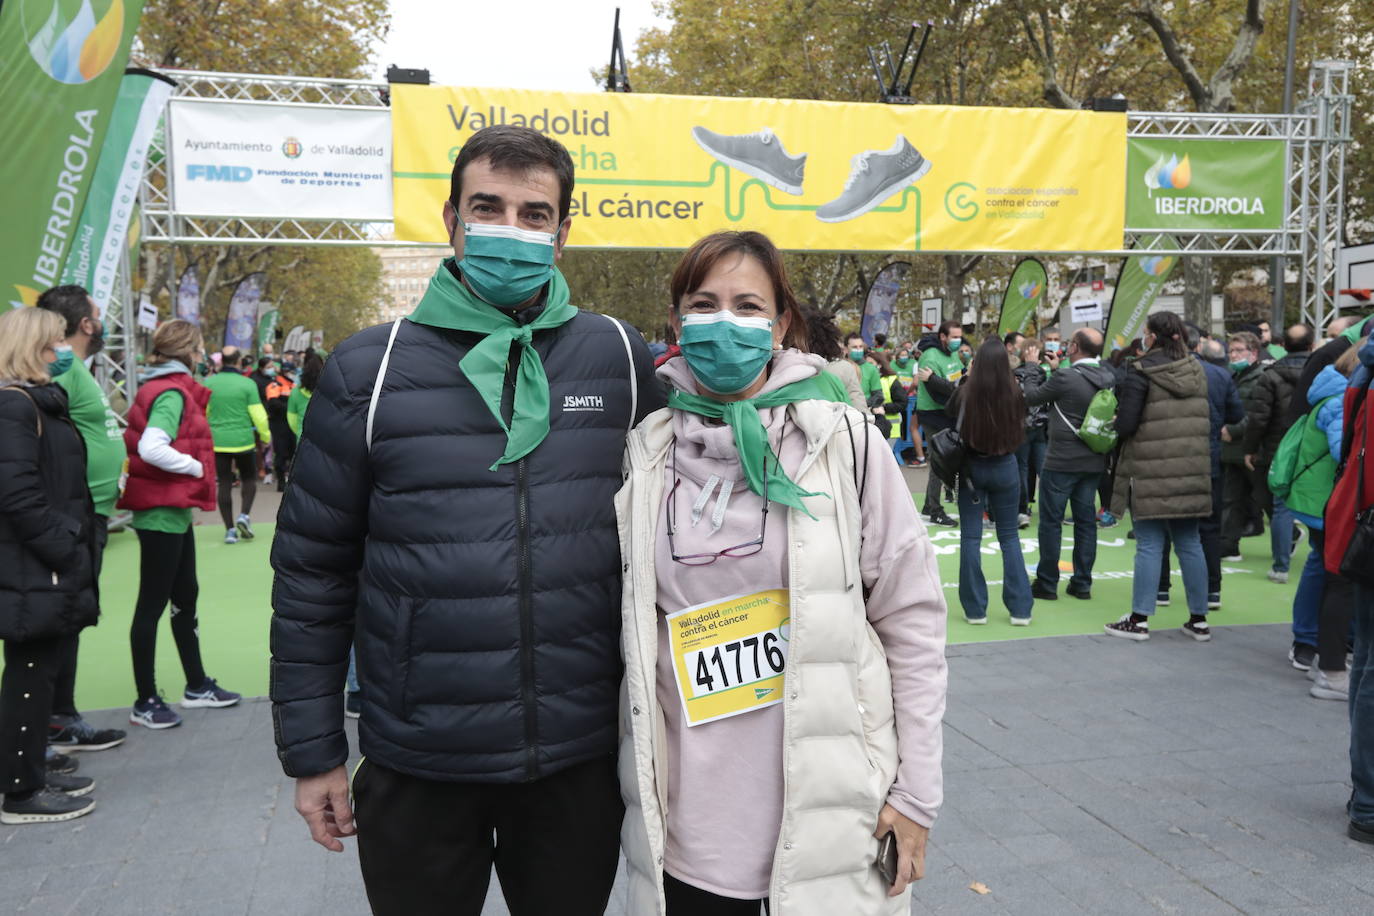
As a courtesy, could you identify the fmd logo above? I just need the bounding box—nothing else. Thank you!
[186,164,253,182]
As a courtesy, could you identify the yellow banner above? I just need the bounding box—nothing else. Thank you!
[392,85,1125,253]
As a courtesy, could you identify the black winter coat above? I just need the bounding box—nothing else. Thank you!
[269,311,661,782]
[1241,352,1309,466]
[0,383,98,642]
[1023,360,1117,473]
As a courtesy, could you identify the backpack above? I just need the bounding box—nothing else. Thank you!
[1269,397,1336,508]
[1053,382,1119,453]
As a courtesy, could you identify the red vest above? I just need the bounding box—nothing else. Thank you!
[117,372,217,512]
[1325,381,1374,574]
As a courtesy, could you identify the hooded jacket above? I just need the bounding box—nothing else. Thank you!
[1287,364,1347,528]
[0,382,98,642]
[1221,357,1272,464]
[1023,359,1117,473]
[269,300,663,783]
[1285,315,1370,427]
[1110,351,1211,520]
[1241,352,1310,466]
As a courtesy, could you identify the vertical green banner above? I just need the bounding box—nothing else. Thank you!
[1104,235,1180,352]
[61,68,175,317]
[1,0,146,308]
[997,258,1047,337]
[258,309,280,351]
[1126,138,1285,232]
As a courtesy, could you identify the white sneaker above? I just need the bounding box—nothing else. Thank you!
[1010,616,1032,627]
[1267,569,1289,584]
[1310,669,1349,700]
[691,126,807,195]
[964,615,987,625]
[815,136,932,222]
[1017,513,1032,529]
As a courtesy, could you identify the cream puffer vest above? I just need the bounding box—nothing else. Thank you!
[616,399,909,915]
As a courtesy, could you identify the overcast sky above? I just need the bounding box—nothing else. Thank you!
[373,0,670,91]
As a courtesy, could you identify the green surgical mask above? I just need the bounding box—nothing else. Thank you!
[456,220,558,307]
[679,312,775,395]
[947,337,962,355]
[49,344,74,377]
[1229,359,1250,373]
[848,348,866,362]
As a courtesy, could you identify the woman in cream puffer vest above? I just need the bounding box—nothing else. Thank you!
[616,231,949,916]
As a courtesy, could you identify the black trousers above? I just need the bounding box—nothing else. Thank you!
[52,516,107,719]
[665,873,769,915]
[268,420,296,486]
[917,410,951,513]
[353,754,623,916]
[1,635,65,795]
[130,528,206,701]
[1221,461,1267,553]
[1313,528,1356,672]
[215,450,257,529]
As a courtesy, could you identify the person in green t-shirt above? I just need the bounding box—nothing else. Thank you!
[844,333,883,406]
[204,352,272,544]
[36,285,129,754]
[286,351,324,438]
[914,319,965,526]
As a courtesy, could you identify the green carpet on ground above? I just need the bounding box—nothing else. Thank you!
[4,512,1304,712]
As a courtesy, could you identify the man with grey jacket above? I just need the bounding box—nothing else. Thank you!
[1024,328,1117,600]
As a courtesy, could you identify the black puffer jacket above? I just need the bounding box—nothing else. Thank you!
[0,383,98,642]
[1240,352,1309,467]
[270,311,661,782]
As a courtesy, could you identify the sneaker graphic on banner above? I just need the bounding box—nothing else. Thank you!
[690,127,807,196]
[815,136,931,223]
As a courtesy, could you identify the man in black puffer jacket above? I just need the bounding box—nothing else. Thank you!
[269,126,663,916]
[1241,324,1313,582]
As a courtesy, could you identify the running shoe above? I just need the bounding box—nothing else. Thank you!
[1221,550,1243,562]
[345,692,362,720]
[1010,616,1032,627]
[183,678,241,709]
[925,509,958,528]
[45,749,78,775]
[1310,669,1349,700]
[1097,510,1118,529]
[0,788,94,825]
[691,126,807,195]
[1017,513,1032,529]
[963,615,987,625]
[1207,592,1222,610]
[48,715,126,752]
[1268,569,1289,584]
[816,136,932,222]
[1156,591,1170,607]
[235,514,254,540]
[1289,642,1316,671]
[46,772,95,797]
[1181,618,1211,642]
[1104,614,1150,641]
[224,528,239,545]
[130,696,182,730]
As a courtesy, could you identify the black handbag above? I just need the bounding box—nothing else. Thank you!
[927,401,966,491]
[1338,380,1374,585]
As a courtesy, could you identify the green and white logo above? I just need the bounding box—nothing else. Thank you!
[1126,138,1284,231]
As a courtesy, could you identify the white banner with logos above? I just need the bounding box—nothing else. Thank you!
[168,99,392,220]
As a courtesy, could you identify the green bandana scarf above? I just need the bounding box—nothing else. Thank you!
[669,375,845,520]
[410,258,577,469]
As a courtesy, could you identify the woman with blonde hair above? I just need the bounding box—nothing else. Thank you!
[0,307,100,823]
[617,231,948,914]
[117,319,240,730]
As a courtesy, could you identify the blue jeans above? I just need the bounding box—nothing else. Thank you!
[1015,427,1048,514]
[1035,469,1101,593]
[1132,518,1207,616]
[1292,532,1325,648]
[1271,496,1294,574]
[346,646,360,695]
[1352,585,1374,826]
[958,454,1033,620]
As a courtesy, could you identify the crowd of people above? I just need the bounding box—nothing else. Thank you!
[1,124,1369,914]
[0,288,323,823]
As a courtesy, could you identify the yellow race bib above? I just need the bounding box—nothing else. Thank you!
[666,589,790,727]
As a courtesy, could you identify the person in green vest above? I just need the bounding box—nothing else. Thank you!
[36,286,130,758]
[204,349,271,544]
[286,351,323,438]
[915,320,965,526]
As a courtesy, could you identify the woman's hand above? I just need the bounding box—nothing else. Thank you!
[874,803,929,896]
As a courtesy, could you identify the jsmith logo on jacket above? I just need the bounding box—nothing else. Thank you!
[563,394,605,412]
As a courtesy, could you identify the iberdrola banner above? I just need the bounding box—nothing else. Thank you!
[1104,235,1180,352]
[996,258,1048,337]
[391,85,1126,253]
[1,0,147,308]
[61,68,176,318]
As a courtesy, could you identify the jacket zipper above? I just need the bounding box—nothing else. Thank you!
[517,454,537,780]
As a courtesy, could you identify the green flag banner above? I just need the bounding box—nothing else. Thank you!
[1126,138,1285,232]
[61,68,174,318]
[2,0,146,309]
[258,308,280,352]
[997,258,1048,337]
[1104,235,1180,353]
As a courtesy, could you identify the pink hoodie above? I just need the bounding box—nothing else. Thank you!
[654,352,948,899]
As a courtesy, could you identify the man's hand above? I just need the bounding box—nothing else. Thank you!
[1244,453,1256,471]
[1046,351,1061,369]
[874,804,929,897]
[917,367,933,383]
[295,765,356,852]
[1220,427,1232,443]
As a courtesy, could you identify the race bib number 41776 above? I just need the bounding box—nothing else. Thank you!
[666,589,790,727]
